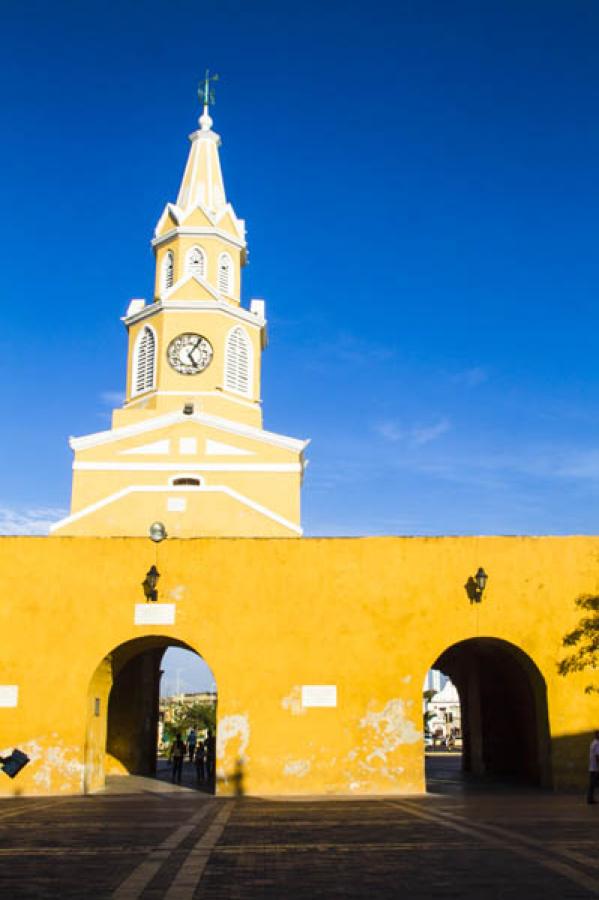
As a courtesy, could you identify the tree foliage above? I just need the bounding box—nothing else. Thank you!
[557,594,599,694]
[168,702,216,736]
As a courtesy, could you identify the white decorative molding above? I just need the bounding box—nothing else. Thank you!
[121,439,170,456]
[126,298,146,316]
[51,484,302,535]
[134,604,176,625]
[0,685,18,707]
[122,298,264,331]
[301,685,337,708]
[205,439,253,456]
[249,299,266,318]
[69,408,308,455]
[73,462,301,472]
[179,437,197,455]
[124,390,261,412]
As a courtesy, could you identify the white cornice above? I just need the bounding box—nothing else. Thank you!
[69,409,310,456]
[73,462,301,472]
[50,484,302,536]
[121,298,266,330]
[124,390,262,411]
[152,225,246,251]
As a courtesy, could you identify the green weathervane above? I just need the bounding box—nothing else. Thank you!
[198,70,219,108]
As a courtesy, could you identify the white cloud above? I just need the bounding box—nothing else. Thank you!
[375,420,404,442]
[374,417,451,446]
[100,390,125,407]
[412,417,451,445]
[0,505,67,536]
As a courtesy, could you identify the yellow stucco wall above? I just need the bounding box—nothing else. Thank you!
[0,535,596,797]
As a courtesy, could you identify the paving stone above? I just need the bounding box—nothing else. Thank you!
[0,782,596,898]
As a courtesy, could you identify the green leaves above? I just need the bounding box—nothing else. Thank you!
[558,594,599,694]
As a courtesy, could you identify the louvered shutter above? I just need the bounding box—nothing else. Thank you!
[134,327,156,394]
[218,254,231,294]
[187,247,205,278]
[224,327,251,395]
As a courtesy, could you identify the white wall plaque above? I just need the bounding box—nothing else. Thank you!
[167,497,187,512]
[301,685,337,708]
[0,685,19,708]
[134,604,176,625]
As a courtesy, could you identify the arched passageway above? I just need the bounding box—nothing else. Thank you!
[84,636,217,794]
[425,638,551,791]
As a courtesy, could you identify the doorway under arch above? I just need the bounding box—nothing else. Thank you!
[425,637,552,791]
[84,636,217,793]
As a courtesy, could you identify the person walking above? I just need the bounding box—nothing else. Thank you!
[170,733,186,784]
[587,730,599,804]
[187,728,197,763]
[194,741,206,784]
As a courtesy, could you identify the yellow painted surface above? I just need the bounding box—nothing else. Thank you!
[0,536,596,797]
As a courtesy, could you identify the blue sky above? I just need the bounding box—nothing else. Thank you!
[3,0,599,549]
[4,1,599,691]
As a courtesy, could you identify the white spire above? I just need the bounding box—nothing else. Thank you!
[176,74,226,214]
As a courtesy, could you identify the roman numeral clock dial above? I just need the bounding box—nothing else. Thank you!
[167,332,214,375]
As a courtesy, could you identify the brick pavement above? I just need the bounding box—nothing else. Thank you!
[0,778,596,898]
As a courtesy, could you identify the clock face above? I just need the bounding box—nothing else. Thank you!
[167,333,213,375]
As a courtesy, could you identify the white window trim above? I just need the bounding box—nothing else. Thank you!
[185,245,206,279]
[217,251,234,296]
[131,324,157,397]
[224,325,253,398]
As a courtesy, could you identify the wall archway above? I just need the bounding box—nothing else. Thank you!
[426,637,552,790]
[84,635,217,793]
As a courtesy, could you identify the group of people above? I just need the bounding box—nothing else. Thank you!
[169,727,216,786]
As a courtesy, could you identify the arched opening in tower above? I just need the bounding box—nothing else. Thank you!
[423,638,551,792]
[84,636,217,795]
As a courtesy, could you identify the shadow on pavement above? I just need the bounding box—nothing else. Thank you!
[426,752,550,795]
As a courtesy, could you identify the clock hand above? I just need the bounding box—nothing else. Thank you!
[190,338,202,364]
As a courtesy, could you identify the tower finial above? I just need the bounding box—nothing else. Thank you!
[198,70,219,131]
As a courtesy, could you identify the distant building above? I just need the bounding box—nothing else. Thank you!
[425,679,462,746]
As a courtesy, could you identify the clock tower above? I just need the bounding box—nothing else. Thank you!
[52,86,308,538]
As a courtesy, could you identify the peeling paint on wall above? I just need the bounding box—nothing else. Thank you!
[168,585,186,601]
[283,759,311,777]
[1,737,84,793]
[217,714,250,760]
[346,698,421,785]
[281,686,306,716]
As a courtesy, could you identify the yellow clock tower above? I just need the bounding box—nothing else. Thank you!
[52,85,308,538]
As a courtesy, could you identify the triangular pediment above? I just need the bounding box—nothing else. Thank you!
[163,273,220,303]
[214,205,244,239]
[154,203,181,237]
[70,410,309,457]
[179,205,216,229]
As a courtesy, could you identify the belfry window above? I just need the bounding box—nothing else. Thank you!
[132,326,156,395]
[224,326,252,395]
[186,246,205,279]
[161,251,174,291]
[218,253,233,295]
[172,477,201,486]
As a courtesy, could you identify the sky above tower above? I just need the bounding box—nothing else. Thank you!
[2,1,599,539]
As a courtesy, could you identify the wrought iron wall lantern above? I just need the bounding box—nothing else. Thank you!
[142,565,160,602]
[465,567,488,604]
